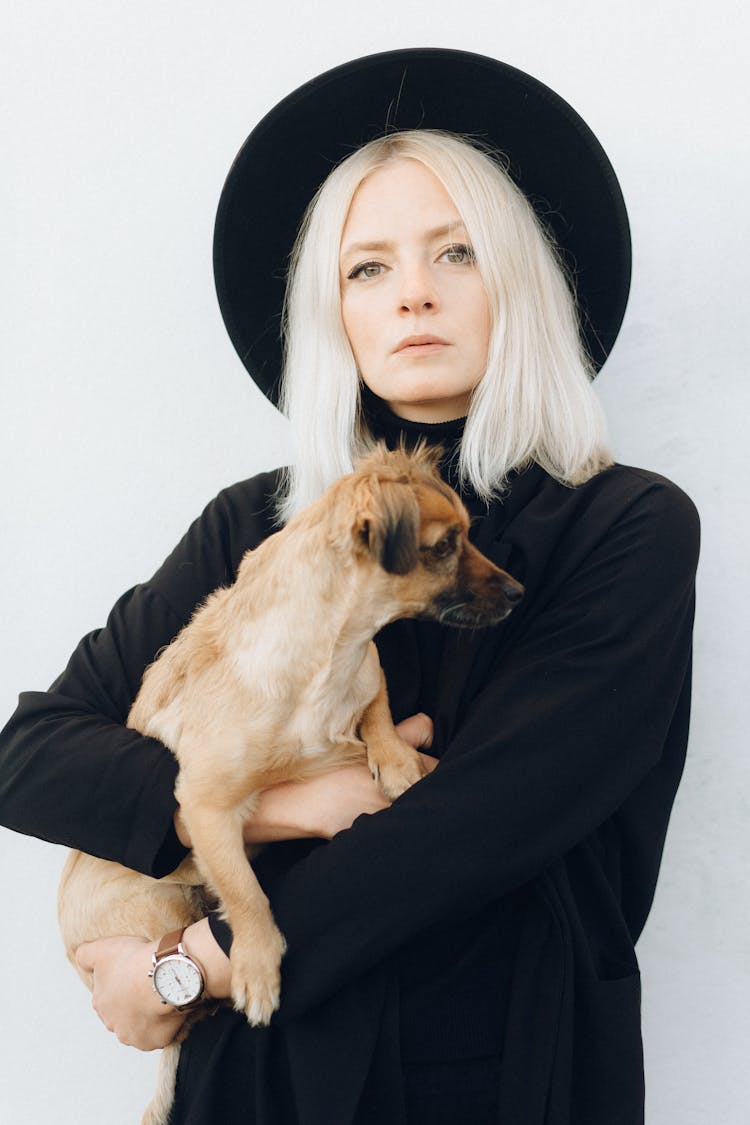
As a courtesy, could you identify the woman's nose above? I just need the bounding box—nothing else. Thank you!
[398,263,439,313]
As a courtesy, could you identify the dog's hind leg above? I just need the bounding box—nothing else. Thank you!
[360,667,429,800]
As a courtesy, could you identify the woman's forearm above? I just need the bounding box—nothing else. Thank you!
[174,714,435,848]
[174,767,389,847]
[183,917,233,999]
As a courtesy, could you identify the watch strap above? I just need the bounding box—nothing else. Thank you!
[156,928,187,959]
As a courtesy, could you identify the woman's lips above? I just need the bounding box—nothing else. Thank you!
[393,336,451,356]
[396,342,448,355]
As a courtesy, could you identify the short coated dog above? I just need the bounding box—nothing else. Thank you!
[58,443,524,1124]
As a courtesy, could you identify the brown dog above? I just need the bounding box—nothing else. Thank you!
[58,443,523,1123]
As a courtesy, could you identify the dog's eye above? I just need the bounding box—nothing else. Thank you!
[432,533,457,559]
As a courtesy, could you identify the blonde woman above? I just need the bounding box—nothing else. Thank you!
[0,50,699,1125]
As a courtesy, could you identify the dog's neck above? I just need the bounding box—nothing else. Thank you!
[228,525,399,702]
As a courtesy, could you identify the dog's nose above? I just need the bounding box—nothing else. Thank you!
[501,577,524,604]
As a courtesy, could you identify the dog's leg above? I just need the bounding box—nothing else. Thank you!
[176,772,286,1026]
[360,667,429,800]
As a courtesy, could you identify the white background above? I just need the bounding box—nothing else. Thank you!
[1,2,748,1122]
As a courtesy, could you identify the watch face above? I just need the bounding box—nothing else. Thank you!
[153,954,203,1007]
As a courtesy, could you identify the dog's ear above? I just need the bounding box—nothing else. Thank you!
[355,477,420,575]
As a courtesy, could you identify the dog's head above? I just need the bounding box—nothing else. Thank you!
[334,443,524,628]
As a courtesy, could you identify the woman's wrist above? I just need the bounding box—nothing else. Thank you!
[181,917,232,1000]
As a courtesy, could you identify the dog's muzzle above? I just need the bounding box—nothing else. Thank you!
[427,568,524,629]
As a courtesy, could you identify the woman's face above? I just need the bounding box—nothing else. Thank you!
[339,158,491,423]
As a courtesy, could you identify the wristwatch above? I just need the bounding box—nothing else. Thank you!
[148,927,206,1011]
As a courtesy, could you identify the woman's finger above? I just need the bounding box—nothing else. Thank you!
[395,712,434,749]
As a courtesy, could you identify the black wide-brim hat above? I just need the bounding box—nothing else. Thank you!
[214,48,631,404]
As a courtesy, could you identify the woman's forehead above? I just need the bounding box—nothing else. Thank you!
[340,160,467,252]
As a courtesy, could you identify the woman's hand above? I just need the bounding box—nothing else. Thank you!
[76,937,188,1051]
[174,713,437,846]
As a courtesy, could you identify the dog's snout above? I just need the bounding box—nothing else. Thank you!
[463,544,523,606]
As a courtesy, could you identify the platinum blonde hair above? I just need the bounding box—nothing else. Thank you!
[277,129,612,522]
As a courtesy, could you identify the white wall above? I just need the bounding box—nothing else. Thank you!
[2,2,748,1121]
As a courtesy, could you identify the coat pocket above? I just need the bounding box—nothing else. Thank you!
[572,971,645,1125]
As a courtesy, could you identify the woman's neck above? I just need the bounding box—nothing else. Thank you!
[360,385,468,497]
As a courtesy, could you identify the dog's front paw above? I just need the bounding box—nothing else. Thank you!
[375,748,428,801]
[229,924,287,1026]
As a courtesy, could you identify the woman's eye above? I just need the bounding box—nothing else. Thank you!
[347,261,383,280]
[440,244,476,265]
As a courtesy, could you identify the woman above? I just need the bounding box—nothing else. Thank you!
[0,49,698,1124]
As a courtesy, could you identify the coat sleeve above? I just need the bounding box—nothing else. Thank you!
[209,475,700,1022]
[0,583,187,876]
[0,474,279,876]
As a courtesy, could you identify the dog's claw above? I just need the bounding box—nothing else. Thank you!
[375,751,427,801]
[231,981,280,1027]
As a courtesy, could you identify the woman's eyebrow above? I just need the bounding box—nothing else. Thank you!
[340,221,469,258]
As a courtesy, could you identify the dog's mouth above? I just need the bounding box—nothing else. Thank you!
[432,602,514,628]
[422,589,520,629]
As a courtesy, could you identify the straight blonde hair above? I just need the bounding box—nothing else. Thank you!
[277,129,612,523]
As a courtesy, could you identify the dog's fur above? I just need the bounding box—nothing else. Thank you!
[58,444,523,1124]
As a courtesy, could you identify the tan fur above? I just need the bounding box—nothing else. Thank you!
[58,443,523,1124]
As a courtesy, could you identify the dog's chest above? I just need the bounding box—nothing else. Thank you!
[286,643,381,756]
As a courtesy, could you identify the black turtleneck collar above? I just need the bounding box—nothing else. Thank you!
[363,388,466,448]
[360,385,470,501]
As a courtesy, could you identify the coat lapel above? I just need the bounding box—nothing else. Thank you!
[433,464,547,752]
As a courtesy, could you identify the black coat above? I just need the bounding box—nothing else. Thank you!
[0,451,699,1125]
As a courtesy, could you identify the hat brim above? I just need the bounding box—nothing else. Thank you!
[214,47,631,403]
